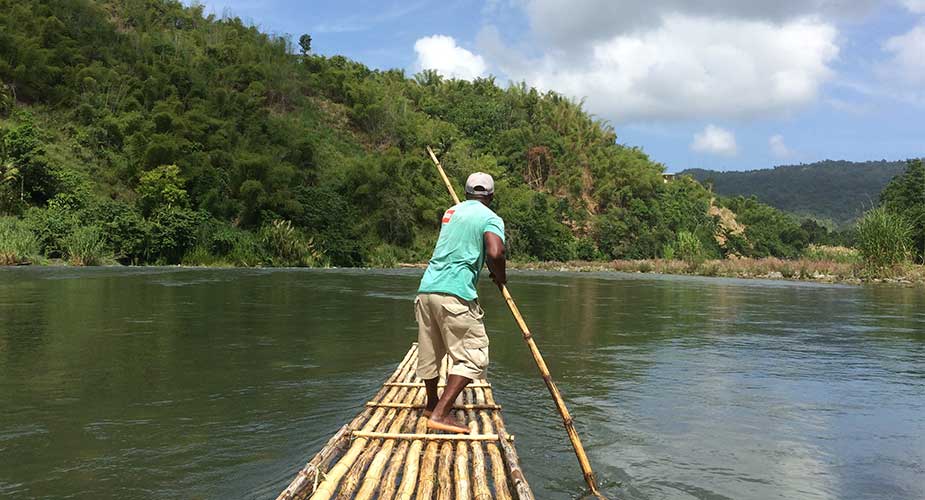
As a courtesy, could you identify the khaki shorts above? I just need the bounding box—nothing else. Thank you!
[414,293,489,380]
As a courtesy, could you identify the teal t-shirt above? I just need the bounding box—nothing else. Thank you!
[418,200,505,301]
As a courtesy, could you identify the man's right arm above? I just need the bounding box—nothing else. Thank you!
[484,231,506,289]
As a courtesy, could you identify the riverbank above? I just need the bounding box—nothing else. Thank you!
[401,257,925,285]
[6,256,925,286]
[511,258,925,285]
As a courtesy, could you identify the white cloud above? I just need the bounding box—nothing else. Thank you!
[901,0,925,13]
[691,125,738,156]
[522,0,875,49]
[881,23,925,86]
[769,134,793,158]
[414,35,487,81]
[485,15,838,121]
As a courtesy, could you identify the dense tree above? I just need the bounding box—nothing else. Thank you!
[682,160,906,225]
[0,0,826,266]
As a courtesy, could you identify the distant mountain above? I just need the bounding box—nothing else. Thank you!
[680,160,908,225]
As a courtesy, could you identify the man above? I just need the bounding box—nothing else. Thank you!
[415,172,506,434]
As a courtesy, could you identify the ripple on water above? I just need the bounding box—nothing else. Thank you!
[2,268,923,500]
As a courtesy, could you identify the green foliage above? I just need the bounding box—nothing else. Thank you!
[719,196,809,259]
[880,159,925,262]
[260,219,325,267]
[23,203,79,258]
[574,237,600,261]
[0,216,39,264]
[855,207,912,271]
[298,34,312,56]
[137,164,188,216]
[674,230,705,264]
[802,244,861,264]
[0,0,820,267]
[293,185,362,266]
[83,200,150,264]
[497,189,575,261]
[147,207,203,264]
[0,82,13,116]
[1,113,58,205]
[64,225,110,266]
[683,160,907,225]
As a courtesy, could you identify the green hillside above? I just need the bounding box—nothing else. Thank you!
[681,160,907,226]
[0,0,828,266]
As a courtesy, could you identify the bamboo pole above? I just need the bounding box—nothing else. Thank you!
[469,406,493,500]
[278,346,418,500]
[384,382,492,388]
[417,440,440,500]
[426,146,605,498]
[436,441,454,500]
[379,407,427,500]
[469,390,502,500]
[351,431,501,441]
[337,386,418,499]
[428,146,460,205]
[485,389,535,500]
[354,390,424,500]
[366,402,501,410]
[455,409,473,500]
[474,388,510,500]
[395,413,429,500]
[311,370,416,500]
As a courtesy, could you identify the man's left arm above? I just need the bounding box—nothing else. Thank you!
[484,216,506,289]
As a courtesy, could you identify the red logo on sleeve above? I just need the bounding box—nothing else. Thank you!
[442,209,455,224]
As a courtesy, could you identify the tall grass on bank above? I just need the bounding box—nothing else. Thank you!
[0,216,40,265]
[855,207,912,272]
[802,245,861,264]
[63,225,111,266]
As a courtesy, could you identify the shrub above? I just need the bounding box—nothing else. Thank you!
[0,216,39,264]
[181,245,218,266]
[575,237,599,261]
[661,243,676,260]
[675,230,704,264]
[201,222,265,266]
[137,164,188,216]
[260,219,325,267]
[64,225,110,266]
[22,204,79,257]
[802,244,860,264]
[855,207,912,271]
[366,244,400,268]
[83,200,150,264]
[148,207,203,264]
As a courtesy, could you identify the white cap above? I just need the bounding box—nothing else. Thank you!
[465,172,495,196]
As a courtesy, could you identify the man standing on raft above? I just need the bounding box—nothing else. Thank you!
[415,172,507,434]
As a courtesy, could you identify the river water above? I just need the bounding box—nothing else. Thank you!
[0,268,922,500]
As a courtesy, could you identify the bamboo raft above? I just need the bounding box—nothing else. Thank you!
[276,343,535,500]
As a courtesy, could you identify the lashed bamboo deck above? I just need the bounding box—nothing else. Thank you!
[277,343,535,500]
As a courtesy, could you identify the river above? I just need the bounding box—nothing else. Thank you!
[1,268,922,499]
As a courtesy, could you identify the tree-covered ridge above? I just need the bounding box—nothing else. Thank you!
[680,160,907,225]
[0,0,836,267]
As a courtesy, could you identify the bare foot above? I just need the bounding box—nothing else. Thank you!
[423,400,437,418]
[427,414,470,434]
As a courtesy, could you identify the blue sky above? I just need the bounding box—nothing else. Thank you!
[192,0,924,172]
